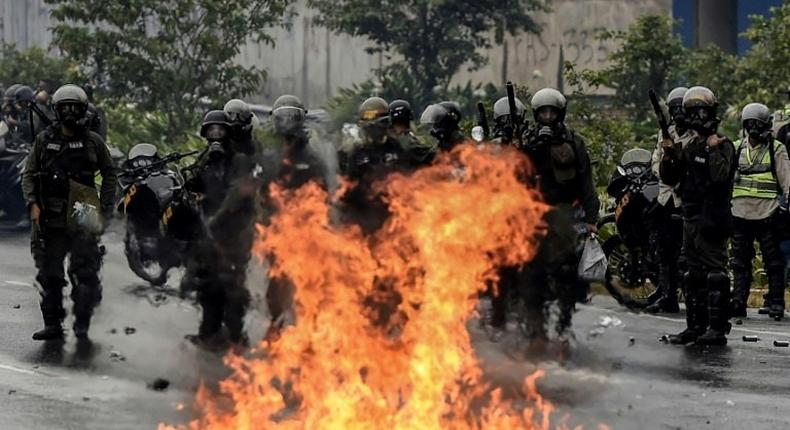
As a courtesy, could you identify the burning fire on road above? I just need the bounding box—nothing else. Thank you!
[162,143,604,430]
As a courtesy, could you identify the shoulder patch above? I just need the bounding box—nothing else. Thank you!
[46,143,61,151]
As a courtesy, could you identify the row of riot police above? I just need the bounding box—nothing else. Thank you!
[1,81,106,147]
[647,85,790,347]
[17,82,596,350]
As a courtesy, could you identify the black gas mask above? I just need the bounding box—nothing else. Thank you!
[669,105,688,130]
[55,102,87,129]
[361,116,390,143]
[743,118,772,142]
[207,141,226,162]
[686,106,719,136]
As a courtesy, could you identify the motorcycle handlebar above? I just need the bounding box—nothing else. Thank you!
[120,150,199,178]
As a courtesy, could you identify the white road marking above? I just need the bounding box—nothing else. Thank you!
[3,280,32,287]
[0,364,40,376]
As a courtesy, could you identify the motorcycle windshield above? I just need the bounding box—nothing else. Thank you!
[128,143,158,161]
[619,148,651,166]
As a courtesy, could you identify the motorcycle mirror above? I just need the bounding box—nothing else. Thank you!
[471,126,485,143]
[616,165,626,176]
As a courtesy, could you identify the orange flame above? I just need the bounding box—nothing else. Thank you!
[162,143,598,430]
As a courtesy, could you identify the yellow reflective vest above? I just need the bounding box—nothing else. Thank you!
[732,139,784,200]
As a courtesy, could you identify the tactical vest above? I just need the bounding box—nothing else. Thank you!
[40,131,99,198]
[733,139,783,200]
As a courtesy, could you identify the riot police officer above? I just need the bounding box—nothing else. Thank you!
[182,109,257,349]
[660,86,736,346]
[2,84,21,133]
[341,97,408,178]
[498,88,599,346]
[261,94,340,340]
[645,87,693,314]
[388,99,413,138]
[388,99,431,164]
[263,94,335,189]
[730,103,790,321]
[484,95,529,338]
[21,84,117,340]
[12,85,41,145]
[491,96,528,145]
[224,98,256,155]
[418,101,465,154]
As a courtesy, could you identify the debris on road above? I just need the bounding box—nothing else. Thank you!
[629,337,636,346]
[659,335,669,343]
[8,390,16,395]
[598,315,623,328]
[108,328,117,334]
[589,315,624,338]
[109,350,126,362]
[742,336,760,342]
[124,326,137,335]
[147,378,170,392]
[773,340,789,347]
[734,319,743,325]
[588,327,606,337]
[11,304,20,309]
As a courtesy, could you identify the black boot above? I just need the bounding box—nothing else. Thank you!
[766,266,786,321]
[695,312,730,345]
[33,311,65,341]
[696,272,731,346]
[73,315,91,339]
[32,325,64,341]
[648,245,681,314]
[769,302,785,321]
[729,271,751,318]
[668,272,707,345]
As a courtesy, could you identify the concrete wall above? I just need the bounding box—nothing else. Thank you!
[457,0,672,92]
[0,0,672,105]
[0,0,53,50]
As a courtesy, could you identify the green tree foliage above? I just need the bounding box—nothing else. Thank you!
[736,1,790,109]
[564,63,638,187]
[0,44,77,89]
[308,0,544,108]
[590,15,686,122]
[44,0,295,142]
[684,44,738,109]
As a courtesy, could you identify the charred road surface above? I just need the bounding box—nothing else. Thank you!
[0,226,789,430]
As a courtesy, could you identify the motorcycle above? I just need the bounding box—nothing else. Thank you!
[118,143,200,285]
[599,148,661,309]
[0,120,30,228]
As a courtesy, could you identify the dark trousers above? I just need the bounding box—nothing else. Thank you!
[31,225,103,326]
[492,206,578,337]
[731,216,786,308]
[183,241,250,342]
[682,217,730,330]
[655,203,684,300]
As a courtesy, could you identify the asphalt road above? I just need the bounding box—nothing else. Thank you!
[1,225,789,430]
